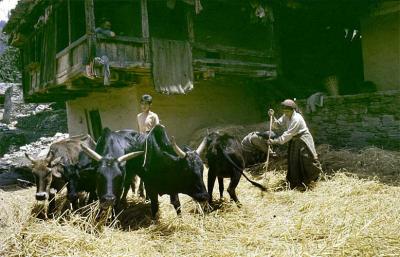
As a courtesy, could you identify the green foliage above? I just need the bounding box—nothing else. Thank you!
[0,32,21,83]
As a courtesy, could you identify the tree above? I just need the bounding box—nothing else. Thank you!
[0,31,21,83]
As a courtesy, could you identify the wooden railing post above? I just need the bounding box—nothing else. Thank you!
[85,0,96,63]
[67,0,72,45]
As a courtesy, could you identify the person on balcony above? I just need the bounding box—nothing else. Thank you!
[95,18,116,38]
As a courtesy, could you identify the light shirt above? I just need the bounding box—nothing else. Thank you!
[273,111,318,159]
[137,111,159,133]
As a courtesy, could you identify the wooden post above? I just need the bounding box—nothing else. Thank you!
[54,7,58,85]
[85,0,96,63]
[141,0,149,39]
[141,0,150,62]
[186,7,195,43]
[67,0,72,45]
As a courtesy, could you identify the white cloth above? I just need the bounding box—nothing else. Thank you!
[306,92,324,113]
[273,111,318,159]
[93,55,110,86]
[137,111,159,133]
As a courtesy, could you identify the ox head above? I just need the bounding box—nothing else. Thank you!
[63,135,97,205]
[25,152,63,201]
[202,130,222,155]
[147,125,209,202]
[80,143,143,209]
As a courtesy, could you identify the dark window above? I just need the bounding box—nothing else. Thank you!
[56,0,69,52]
[148,0,187,40]
[86,109,103,140]
[70,0,86,41]
[94,0,142,37]
[194,1,273,51]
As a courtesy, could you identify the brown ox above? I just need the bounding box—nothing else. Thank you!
[25,135,95,214]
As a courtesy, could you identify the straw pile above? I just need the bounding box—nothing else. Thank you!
[1,165,400,256]
[317,144,400,185]
[188,123,270,148]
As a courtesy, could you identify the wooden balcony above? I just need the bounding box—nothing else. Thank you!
[23,32,277,103]
[24,35,152,102]
[192,42,277,80]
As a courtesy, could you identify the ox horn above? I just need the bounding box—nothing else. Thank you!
[171,136,186,158]
[45,151,54,162]
[117,151,144,163]
[80,143,103,161]
[25,153,36,163]
[196,137,207,155]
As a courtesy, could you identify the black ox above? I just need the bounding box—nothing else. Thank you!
[80,128,145,210]
[202,131,267,206]
[141,124,209,218]
[81,125,209,219]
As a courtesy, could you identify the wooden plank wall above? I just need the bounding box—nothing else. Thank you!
[56,40,87,83]
[96,40,146,68]
[40,9,57,88]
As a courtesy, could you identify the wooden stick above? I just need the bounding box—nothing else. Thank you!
[264,113,273,177]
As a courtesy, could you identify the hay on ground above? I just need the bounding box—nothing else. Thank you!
[1,167,400,256]
[317,144,400,185]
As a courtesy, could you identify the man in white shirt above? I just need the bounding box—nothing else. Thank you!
[137,94,160,134]
[268,99,322,189]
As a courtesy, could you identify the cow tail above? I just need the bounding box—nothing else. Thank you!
[219,147,267,192]
[240,171,267,192]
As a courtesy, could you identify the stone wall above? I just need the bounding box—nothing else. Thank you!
[298,90,400,150]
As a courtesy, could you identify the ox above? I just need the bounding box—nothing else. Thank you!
[25,135,96,213]
[202,131,267,205]
[141,124,209,218]
[81,125,209,219]
[80,128,145,210]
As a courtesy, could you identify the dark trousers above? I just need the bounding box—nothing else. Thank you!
[287,138,322,189]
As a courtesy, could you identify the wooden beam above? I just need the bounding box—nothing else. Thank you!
[192,42,273,59]
[53,8,58,86]
[141,0,150,39]
[186,7,195,43]
[67,0,72,45]
[97,34,148,44]
[193,58,277,68]
[84,0,96,63]
[141,0,150,62]
[55,34,87,59]
[193,66,277,79]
